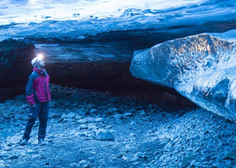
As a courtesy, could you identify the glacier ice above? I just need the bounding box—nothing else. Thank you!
[0,0,236,42]
[130,29,236,122]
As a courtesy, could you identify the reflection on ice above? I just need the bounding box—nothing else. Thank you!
[130,29,236,122]
[0,0,236,42]
[1,0,206,25]
[28,0,40,4]
[34,42,133,63]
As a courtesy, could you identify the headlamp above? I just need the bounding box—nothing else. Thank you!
[37,53,44,60]
[31,53,45,66]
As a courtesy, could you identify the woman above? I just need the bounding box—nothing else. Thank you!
[20,54,51,145]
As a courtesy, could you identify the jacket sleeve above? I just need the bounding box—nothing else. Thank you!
[26,73,35,105]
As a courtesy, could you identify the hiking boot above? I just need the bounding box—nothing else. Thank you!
[38,139,46,145]
[19,139,28,146]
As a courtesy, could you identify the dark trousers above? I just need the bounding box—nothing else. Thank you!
[23,102,49,140]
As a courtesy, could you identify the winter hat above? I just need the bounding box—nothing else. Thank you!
[31,53,44,67]
[31,57,40,66]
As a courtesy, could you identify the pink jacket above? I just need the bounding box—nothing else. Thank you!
[26,67,51,105]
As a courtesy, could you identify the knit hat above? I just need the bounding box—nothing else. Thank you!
[31,54,44,67]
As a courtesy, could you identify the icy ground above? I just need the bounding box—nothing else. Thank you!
[1,84,236,168]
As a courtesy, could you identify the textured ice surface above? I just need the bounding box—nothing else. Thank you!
[0,0,236,41]
[130,29,236,122]
[0,0,208,25]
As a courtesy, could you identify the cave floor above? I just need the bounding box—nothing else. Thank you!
[1,84,236,168]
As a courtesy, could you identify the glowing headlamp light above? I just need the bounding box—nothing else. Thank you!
[37,53,44,60]
[31,53,45,66]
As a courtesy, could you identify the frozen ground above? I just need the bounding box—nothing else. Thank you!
[1,84,236,168]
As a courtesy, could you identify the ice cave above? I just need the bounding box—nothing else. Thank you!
[1,0,236,167]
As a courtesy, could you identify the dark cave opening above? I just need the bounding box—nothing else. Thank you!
[0,73,197,112]
[1,27,212,108]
